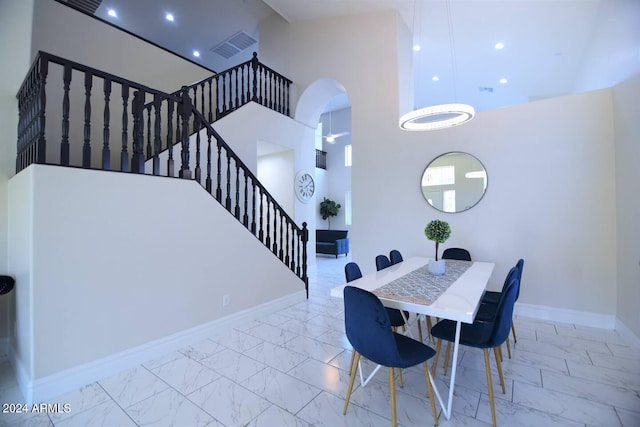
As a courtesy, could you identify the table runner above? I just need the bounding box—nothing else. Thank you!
[373,260,473,305]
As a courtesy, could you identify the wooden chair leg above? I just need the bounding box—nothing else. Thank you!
[343,352,360,414]
[398,368,404,388]
[443,341,452,376]
[493,347,505,393]
[511,320,517,343]
[389,367,397,427]
[483,349,497,427]
[423,362,439,426]
[431,339,442,377]
[417,316,424,342]
[505,336,512,359]
[348,350,356,376]
[425,316,434,342]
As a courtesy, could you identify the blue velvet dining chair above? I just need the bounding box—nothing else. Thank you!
[344,261,409,375]
[430,275,519,427]
[476,260,524,358]
[343,286,439,427]
[389,249,403,265]
[375,254,391,270]
[442,247,472,261]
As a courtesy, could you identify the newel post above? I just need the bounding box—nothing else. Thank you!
[179,86,192,179]
[301,222,309,298]
[251,52,259,102]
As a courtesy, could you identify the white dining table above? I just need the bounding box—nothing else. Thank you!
[330,256,495,420]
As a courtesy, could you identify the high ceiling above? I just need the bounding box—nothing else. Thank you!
[84,0,639,113]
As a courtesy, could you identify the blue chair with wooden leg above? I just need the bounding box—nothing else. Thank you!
[345,261,409,376]
[430,275,520,427]
[476,260,524,358]
[343,286,439,427]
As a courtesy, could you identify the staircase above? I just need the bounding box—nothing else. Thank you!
[16,51,309,294]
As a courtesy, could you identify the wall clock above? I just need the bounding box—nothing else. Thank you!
[295,170,315,203]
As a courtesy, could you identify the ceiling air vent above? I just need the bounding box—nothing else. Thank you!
[211,31,257,59]
[479,87,494,93]
[64,0,103,15]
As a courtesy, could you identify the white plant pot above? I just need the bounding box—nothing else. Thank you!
[428,259,446,275]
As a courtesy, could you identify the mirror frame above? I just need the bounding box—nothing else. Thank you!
[420,151,488,213]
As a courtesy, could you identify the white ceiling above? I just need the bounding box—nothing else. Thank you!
[90,0,639,113]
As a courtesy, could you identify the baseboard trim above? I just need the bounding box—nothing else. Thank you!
[13,290,306,404]
[614,318,640,349]
[515,302,616,329]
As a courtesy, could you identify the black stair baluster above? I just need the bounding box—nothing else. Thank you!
[279,211,284,260]
[215,140,222,202]
[301,222,309,297]
[145,105,152,160]
[225,154,232,211]
[153,94,161,175]
[200,82,205,123]
[272,205,278,255]
[234,164,240,219]
[178,87,192,179]
[234,68,239,109]
[195,114,201,184]
[60,64,71,166]
[208,78,213,123]
[166,99,174,177]
[243,175,249,228]
[102,78,111,170]
[265,197,271,249]
[205,129,212,193]
[215,75,221,118]
[120,84,129,172]
[285,221,290,266]
[295,229,300,277]
[251,182,257,235]
[258,188,264,242]
[82,71,93,168]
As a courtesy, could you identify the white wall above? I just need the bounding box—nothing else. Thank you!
[8,164,304,394]
[613,71,640,338]
[0,0,35,352]
[258,149,295,214]
[260,10,619,323]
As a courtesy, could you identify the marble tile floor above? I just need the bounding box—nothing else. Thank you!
[1,254,639,426]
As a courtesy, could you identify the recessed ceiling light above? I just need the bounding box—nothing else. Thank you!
[494,42,505,50]
[107,9,117,18]
[432,76,439,81]
[413,44,421,52]
[499,78,508,84]
[165,13,174,22]
[193,51,200,58]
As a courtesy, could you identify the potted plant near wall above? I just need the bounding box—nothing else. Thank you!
[320,197,341,230]
[424,219,451,275]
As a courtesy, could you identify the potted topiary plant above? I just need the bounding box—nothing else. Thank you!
[320,197,341,230]
[424,219,451,275]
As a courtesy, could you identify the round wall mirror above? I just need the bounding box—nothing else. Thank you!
[421,152,487,213]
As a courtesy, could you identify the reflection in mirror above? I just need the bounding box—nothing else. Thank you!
[421,152,487,213]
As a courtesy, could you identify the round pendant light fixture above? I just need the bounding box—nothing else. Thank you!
[399,103,474,131]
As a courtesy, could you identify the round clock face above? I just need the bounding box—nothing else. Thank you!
[295,171,315,203]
